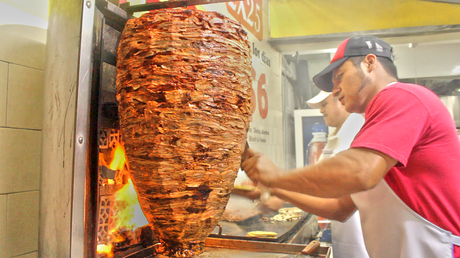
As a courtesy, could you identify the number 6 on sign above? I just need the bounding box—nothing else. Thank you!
[251,67,269,119]
[257,74,268,119]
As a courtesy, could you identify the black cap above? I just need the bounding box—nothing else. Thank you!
[312,36,393,92]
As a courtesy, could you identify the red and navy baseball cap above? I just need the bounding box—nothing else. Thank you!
[313,36,394,92]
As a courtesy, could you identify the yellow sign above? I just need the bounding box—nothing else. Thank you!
[270,0,460,38]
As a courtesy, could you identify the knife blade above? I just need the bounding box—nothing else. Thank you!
[240,141,250,166]
[240,141,271,203]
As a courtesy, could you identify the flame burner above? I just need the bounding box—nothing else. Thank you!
[92,2,159,256]
[96,128,156,258]
[97,129,125,241]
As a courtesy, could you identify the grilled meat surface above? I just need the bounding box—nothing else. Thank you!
[116,8,253,257]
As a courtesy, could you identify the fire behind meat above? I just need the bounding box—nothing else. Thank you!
[116,8,253,257]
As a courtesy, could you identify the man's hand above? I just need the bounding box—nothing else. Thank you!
[232,187,261,200]
[241,148,284,187]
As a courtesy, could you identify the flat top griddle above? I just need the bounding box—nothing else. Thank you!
[210,195,313,243]
[119,239,331,257]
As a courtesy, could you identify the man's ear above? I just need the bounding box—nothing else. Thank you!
[363,54,377,72]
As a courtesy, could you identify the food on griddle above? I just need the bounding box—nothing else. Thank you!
[261,216,270,222]
[220,209,261,222]
[220,210,245,222]
[116,8,252,257]
[278,207,303,214]
[246,231,278,238]
[270,207,303,222]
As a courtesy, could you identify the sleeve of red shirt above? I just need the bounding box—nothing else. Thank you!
[350,87,431,167]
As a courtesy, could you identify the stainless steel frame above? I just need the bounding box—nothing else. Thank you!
[423,0,460,4]
[121,0,237,16]
[72,0,100,257]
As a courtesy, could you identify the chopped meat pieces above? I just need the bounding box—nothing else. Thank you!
[116,8,252,257]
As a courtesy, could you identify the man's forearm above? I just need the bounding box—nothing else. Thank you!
[272,188,356,221]
[270,148,388,198]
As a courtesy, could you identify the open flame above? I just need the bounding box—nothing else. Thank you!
[109,143,126,171]
[97,143,149,257]
[97,244,113,258]
[112,178,149,231]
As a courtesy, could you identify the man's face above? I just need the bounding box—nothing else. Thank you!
[319,95,345,127]
[331,59,370,114]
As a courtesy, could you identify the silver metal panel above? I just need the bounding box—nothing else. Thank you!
[123,0,237,14]
[423,0,460,4]
[72,0,101,257]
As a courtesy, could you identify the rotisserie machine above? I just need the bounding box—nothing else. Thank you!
[40,0,330,257]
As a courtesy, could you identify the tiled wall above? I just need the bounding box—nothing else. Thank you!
[0,24,46,258]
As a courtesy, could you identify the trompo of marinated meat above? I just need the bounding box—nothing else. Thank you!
[116,8,253,257]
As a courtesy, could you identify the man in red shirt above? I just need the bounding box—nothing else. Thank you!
[242,36,460,257]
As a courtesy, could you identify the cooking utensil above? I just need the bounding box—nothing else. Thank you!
[240,141,271,203]
[259,184,271,203]
[301,240,321,255]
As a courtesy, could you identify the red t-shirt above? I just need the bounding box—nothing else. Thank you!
[351,82,460,255]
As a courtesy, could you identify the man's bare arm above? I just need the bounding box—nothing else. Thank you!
[272,188,357,222]
[276,148,397,197]
[243,147,397,198]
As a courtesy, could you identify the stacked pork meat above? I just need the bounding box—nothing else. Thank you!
[116,8,253,257]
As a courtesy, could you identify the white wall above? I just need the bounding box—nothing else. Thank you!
[394,40,460,79]
[0,1,48,257]
[0,2,47,29]
[0,24,46,258]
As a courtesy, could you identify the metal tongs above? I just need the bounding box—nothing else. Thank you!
[241,141,271,203]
